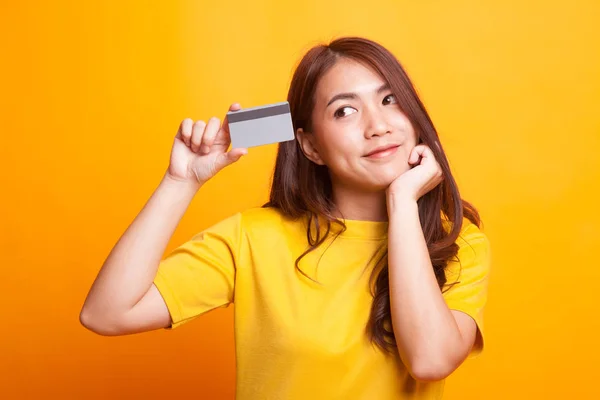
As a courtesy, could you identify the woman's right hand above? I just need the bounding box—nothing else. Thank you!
[166,103,248,186]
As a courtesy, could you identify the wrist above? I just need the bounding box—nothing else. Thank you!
[386,192,418,217]
[162,172,202,193]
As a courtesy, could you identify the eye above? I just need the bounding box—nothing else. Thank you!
[334,106,357,119]
[383,94,398,105]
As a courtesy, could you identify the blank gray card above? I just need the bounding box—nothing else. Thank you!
[227,101,295,149]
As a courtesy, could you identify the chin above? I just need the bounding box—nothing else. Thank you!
[364,173,401,192]
[384,163,409,180]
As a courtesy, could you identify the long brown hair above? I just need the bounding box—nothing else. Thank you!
[262,36,480,354]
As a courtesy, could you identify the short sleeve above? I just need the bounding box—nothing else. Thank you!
[442,223,491,359]
[153,212,242,329]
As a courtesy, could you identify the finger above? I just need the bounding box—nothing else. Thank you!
[200,117,221,154]
[408,145,425,164]
[418,145,435,163]
[219,103,242,139]
[190,120,206,153]
[179,118,193,147]
[417,146,442,178]
[418,145,433,159]
[211,103,242,149]
[420,146,438,166]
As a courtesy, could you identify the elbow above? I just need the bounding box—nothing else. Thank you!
[79,307,122,336]
[408,359,456,382]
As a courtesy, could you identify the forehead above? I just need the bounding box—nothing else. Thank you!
[314,58,386,102]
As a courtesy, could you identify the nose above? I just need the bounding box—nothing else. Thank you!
[363,106,391,138]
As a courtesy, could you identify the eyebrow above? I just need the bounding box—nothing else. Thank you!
[326,83,392,108]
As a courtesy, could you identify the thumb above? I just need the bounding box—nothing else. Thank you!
[215,148,248,170]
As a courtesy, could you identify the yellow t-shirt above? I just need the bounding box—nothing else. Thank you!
[153,206,491,399]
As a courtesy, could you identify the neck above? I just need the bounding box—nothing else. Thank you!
[331,182,388,222]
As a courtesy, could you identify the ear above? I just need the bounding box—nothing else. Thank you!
[296,128,325,165]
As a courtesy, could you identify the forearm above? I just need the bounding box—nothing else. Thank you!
[387,196,463,379]
[81,173,201,319]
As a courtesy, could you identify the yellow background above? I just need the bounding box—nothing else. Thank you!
[1,0,599,398]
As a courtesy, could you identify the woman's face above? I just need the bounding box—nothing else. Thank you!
[297,58,418,192]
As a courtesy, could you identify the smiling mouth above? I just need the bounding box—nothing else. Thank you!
[364,145,400,158]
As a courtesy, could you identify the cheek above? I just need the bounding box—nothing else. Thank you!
[409,128,419,145]
[394,113,418,143]
[317,125,358,162]
[397,146,412,163]
[391,148,413,175]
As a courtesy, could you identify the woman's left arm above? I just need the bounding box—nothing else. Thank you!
[386,144,479,382]
[387,198,478,382]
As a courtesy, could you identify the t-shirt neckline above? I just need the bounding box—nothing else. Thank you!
[334,218,388,240]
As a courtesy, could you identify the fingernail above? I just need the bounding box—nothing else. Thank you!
[201,145,209,154]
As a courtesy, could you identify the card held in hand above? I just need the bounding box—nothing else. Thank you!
[227,101,295,149]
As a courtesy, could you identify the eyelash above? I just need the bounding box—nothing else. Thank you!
[334,94,397,119]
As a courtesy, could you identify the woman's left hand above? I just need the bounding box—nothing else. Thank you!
[386,144,444,203]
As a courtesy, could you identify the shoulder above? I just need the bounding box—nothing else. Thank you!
[191,207,304,253]
[441,214,490,269]
[239,206,306,237]
[450,218,491,275]
[240,206,286,224]
[240,206,293,228]
[443,218,492,294]
[457,218,488,248]
[441,214,489,250]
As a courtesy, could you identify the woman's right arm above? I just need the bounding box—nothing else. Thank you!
[79,174,201,335]
[80,103,247,336]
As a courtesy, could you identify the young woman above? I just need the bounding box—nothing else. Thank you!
[81,36,491,399]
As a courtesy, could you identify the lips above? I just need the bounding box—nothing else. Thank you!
[364,144,400,157]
